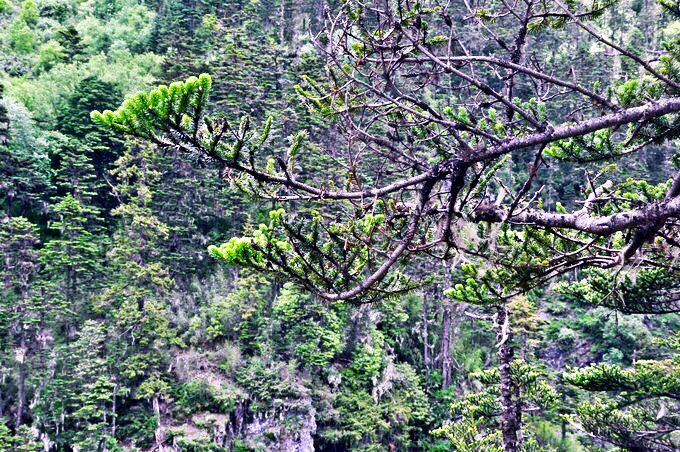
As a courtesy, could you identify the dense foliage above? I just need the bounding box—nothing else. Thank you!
[0,0,679,451]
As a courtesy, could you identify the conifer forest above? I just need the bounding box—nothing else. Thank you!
[2,0,680,449]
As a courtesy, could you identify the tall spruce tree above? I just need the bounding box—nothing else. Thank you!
[0,218,43,428]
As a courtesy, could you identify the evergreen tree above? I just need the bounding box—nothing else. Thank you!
[0,96,52,218]
[0,218,43,428]
[56,76,125,216]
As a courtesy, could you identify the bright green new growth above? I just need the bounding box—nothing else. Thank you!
[207,210,291,270]
[91,73,212,139]
[444,277,499,306]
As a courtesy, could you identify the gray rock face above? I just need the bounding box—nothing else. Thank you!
[244,402,316,451]
[169,352,317,451]
[168,398,317,451]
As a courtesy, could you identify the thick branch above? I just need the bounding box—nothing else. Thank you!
[203,97,680,205]
[482,195,680,235]
[471,97,680,162]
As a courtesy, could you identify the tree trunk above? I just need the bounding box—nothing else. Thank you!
[279,0,285,45]
[496,303,520,452]
[423,293,431,384]
[112,385,117,437]
[15,330,26,429]
[0,374,5,418]
[153,395,163,450]
[440,301,452,389]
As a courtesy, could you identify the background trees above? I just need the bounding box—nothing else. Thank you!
[1,0,679,450]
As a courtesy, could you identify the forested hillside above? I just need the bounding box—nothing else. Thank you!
[0,0,679,450]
